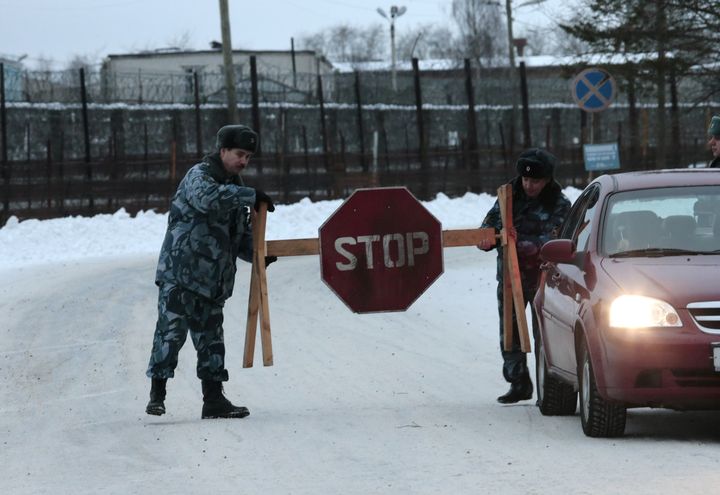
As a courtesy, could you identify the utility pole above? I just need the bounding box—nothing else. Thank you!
[503,0,545,151]
[505,0,518,153]
[219,0,238,123]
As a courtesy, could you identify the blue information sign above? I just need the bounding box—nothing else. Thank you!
[572,68,616,113]
[583,143,620,171]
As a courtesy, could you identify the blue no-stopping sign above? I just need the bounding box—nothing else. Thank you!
[571,68,616,113]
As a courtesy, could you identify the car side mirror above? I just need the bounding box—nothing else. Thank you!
[540,239,579,265]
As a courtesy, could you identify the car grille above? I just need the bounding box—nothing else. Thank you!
[687,301,720,334]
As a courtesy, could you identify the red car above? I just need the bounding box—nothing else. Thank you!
[534,169,720,437]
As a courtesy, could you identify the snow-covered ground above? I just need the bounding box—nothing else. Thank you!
[2,189,720,495]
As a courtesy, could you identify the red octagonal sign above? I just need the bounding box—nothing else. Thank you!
[319,187,444,313]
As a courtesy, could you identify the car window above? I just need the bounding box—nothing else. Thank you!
[575,187,599,251]
[560,185,600,249]
[602,185,720,255]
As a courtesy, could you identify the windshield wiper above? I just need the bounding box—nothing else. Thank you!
[610,248,707,258]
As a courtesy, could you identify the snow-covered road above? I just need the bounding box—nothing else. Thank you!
[2,249,719,494]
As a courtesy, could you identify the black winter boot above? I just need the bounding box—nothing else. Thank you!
[146,378,167,416]
[201,380,250,419]
[497,374,533,404]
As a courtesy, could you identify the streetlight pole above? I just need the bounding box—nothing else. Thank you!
[377,5,406,91]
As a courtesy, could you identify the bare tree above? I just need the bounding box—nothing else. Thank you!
[298,24,386,62]
[451,0,507,65]
[397,24,459,60]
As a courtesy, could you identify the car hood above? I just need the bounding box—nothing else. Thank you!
[600,256,720,307]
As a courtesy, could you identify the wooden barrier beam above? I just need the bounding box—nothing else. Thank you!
[264,228,498,258]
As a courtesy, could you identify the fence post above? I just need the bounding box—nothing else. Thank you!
[412,58,428,197]
[46,138,52,210]
[250,55,261,159]
[290,37,298,89]
[193,71,203,158]
[498,122,510,176]
[1,63,8,222]
[670,68,681,167]
[354,71,366,172]
[518,60,531,148]
[317,74,329,171]
[464,59,479,170]
[143,121,149,209]
[79,67,93,211]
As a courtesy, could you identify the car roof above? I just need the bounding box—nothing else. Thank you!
[592,169,720,192]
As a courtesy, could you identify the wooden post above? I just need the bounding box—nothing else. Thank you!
[412,58,428,194]
[290,37,298,88]
[518,60,531,148]
[79,67,93,211]
[243,203,273,367]
[354,71,367,172]
[317,74,329,171]
[193,71,203,158]
[250,55,261,158]
[0,63,8,221]
[1,63,6,165]
[497,184,531,353]
[464,58,479,170]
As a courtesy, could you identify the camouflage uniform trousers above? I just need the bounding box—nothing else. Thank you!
[496,284,540,384]
[146,283,229,382]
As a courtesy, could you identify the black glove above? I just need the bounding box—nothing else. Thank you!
[264,255,277,268]
[254,189,275,212]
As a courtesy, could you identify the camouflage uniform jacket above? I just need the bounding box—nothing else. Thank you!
[155,152,255,302]
[481,177,571,291]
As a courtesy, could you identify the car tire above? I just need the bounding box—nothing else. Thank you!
[578,340,627,437]
[535,338,577,415]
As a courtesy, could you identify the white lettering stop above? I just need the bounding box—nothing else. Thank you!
[334,232,430,271]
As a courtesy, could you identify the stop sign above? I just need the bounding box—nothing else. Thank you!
[318,187,444,313]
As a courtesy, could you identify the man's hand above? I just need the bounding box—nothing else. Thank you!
[264,255,277,268]
[254,189,275,212]
[477,228,498,251]
[477,237,496,251]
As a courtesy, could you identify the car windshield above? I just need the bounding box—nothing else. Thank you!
[602,185,720,257]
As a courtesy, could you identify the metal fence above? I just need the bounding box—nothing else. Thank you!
[2,57,719,223]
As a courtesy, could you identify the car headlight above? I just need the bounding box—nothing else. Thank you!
[609,295,682,328]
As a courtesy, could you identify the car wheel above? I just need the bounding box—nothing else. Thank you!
[578,340,627,437]
[535,337,577,415]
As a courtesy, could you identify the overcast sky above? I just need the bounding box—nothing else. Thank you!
[1,0,570,69]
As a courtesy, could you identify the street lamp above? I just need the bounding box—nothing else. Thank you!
[377,5,406,91]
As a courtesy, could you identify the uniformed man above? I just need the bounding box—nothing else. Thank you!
[145,124,275,419]
[478,148,571,404]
